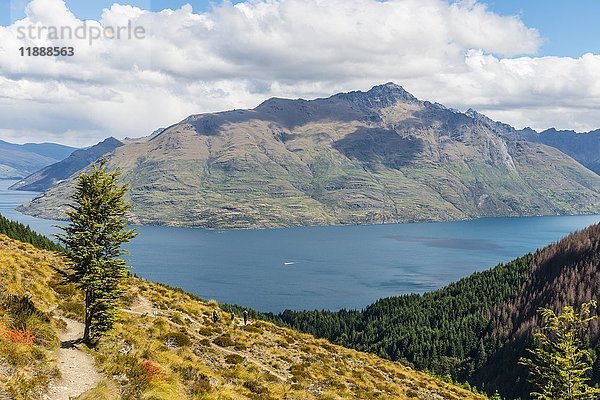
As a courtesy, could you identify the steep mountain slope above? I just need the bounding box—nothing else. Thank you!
[17,83,600,228]
[0,140,75,179]
[275,223,600,399]
[465,109,600,176]
[0,233,484,400]
[10,137,123,192]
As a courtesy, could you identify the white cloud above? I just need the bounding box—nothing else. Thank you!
[0,0,597,146]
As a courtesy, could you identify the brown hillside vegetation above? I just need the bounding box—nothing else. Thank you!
[0,234,486,400]
[474,223,600,398]
[489,223,600,342]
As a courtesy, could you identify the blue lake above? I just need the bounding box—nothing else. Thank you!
[1,180,599,313]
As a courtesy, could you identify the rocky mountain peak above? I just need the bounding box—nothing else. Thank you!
[333,82,419,109]
[367,82,418,102]
[464,108,519,138]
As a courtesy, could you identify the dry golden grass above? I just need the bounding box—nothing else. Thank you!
[0,234,486,400]
[0,235,65,400]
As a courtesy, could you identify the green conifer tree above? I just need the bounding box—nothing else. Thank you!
[519,300,600,400]
[56,161,137,343]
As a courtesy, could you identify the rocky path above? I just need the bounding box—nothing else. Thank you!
[45,319,101,400]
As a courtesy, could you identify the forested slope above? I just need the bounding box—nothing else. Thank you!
[0,212,62,252]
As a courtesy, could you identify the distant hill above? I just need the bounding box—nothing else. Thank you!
[0,232,484,400]
[17,83,600,227]
[0,140,76,179]
[275,223,600,399]
[0,140,75,160]
[519,128,600,175]
[10,137,123,192]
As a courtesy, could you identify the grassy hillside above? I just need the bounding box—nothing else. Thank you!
[0,233,485,400]
[0,235,72,399]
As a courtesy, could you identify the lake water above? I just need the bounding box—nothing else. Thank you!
[1,179,599,312]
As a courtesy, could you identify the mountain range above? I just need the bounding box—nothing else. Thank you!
[14,83,600,228]
[0,140,76,180]
[519,127,600,175]
[9,137,123,192]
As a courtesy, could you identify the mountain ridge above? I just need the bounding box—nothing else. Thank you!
[464,109,600,175]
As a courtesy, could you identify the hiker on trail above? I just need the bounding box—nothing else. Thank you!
[231,312,235,323]
[213,309,220,323]
[243,310,249,325]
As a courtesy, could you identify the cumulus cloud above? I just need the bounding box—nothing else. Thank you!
[0,0,597,146]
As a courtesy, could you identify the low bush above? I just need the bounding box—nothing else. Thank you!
[213,334,235,347]
[225,354,245,365]
[3,327,35,345]
[140,359,162,381]
[163,331,191,348]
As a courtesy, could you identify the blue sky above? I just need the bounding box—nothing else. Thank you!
[480,0,600,57]
[2,0,599,57]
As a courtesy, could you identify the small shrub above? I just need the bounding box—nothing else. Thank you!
[289,363,311,381]
[213,334,235,347]
[163,331,191,348]
[60,300,85,319]
[169,314,185,325]
[234,341,248,351]
[225,354,245,365]
[190,374,212,395]
[1,295,48,329]
[26,315,59,349]
[3,327,35,345]
[140,359,162,381]
[242,324,264,334]
[243,380,269,395]
[197,326,214,336]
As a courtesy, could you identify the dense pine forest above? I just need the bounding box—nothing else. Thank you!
[271,224,600,399]
[0,213,62,252]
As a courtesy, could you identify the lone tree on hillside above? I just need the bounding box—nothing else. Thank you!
[56,161,137,344]
[519,300,600,400]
